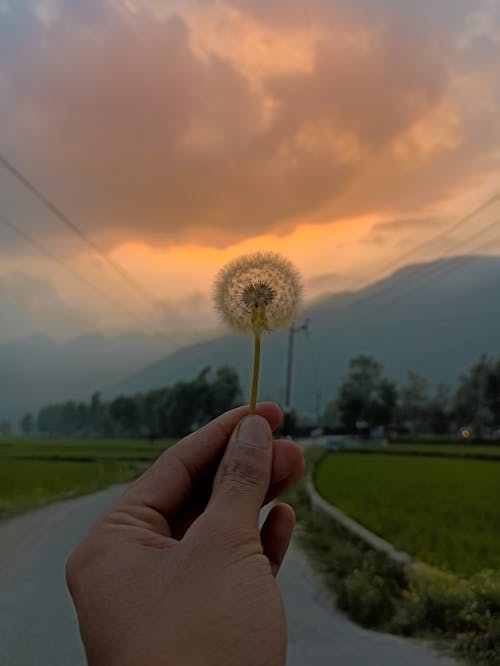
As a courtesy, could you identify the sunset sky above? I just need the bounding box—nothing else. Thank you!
[0,0,499,344]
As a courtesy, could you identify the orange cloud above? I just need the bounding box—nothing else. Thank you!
[0,0,498,253]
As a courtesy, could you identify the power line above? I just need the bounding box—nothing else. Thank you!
[312,193,500,322]
[0,212,180,346]
[370,239,499,316]
[376,192,499,278]
[0,153,155,304]
[308,209,500,341]
[359,218,500,316]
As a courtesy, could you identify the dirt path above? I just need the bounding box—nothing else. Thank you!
[0,488,457,665]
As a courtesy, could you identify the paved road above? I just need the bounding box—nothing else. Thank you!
[0,488,457,665]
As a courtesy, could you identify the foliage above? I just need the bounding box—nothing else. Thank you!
[393,373,451,435]
[396,568,500,664]
[321,352,500,439]
[36,365,242,438]
[454,354,500,439]
[0,420,12,436]
[328,355,397,431]
[20,413,34,435]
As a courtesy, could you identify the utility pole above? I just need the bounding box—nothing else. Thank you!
[283,319,309,436]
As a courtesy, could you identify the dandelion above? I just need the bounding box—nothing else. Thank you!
[213,252,302,413]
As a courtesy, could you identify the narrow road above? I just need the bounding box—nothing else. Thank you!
[0,488,457,665]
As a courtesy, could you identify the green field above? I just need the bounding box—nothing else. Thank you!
[315,453,500,576]
[386,443,500,458]
[0,438,173,519]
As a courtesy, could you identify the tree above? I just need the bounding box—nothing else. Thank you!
[20,413,34,436]
[372,378,398,434]
[89,392,103,433]
[33,366,244,439]
[427,383,451,435]
[336,355,396,432]
[453,355,500,438]
[37,404,62,435]
[109,395,142,436]
[337,355,383,430]
[205,366,243,417]
[0,421,11,437]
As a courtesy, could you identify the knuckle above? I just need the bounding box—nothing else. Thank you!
[218,453,263,492]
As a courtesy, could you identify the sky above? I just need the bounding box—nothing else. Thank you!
[0,0,499,345]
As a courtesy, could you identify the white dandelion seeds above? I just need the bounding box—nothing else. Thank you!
[213,252,302,413]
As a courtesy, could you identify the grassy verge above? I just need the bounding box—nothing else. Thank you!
[282,447,500,665]
[0,437,173,519]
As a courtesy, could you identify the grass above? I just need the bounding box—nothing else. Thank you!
[386,443,500,458]
[0,438,170,461]
[315,453,500,576]
[0,437,174,519]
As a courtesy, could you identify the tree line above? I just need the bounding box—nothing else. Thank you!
[320,353,500,439]
[8,352,500,440]
[18,366,242,439]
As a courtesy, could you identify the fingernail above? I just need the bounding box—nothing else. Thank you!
[237,415,271,449]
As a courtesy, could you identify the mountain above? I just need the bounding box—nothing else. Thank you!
[0,333,175,423]
[111,256,500,416]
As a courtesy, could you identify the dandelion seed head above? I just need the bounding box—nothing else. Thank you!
[213,252,302,334]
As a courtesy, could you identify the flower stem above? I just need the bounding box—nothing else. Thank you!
[250,332,261,414]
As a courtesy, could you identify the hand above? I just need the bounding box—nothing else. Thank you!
[66,403,305,666]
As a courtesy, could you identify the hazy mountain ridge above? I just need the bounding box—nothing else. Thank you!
[110,255,500,416]
[0,333,175,422]
[2,256,499,423]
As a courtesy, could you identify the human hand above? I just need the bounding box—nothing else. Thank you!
[66,403,305,666]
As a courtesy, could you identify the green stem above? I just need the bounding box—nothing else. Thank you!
[250,332,261,414]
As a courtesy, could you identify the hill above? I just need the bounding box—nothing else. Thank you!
[111,255,500,416]
[0,333,174,423]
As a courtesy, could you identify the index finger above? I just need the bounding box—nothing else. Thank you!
[121,402,283,516]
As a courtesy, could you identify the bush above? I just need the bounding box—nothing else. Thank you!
[338,568,395,627]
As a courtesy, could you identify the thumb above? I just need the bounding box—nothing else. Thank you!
[208,414,273,526]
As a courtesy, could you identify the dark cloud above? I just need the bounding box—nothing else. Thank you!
[0,0,498,249]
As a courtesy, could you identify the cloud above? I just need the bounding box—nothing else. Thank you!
[0,272,93,341]
[0,0,498,250]
[371,217,441,234]
[156,291,218,339]
[305,271,348,299]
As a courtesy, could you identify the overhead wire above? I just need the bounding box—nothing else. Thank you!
[375,192,499,278]
[298,199,500,410]
[0,212,182,347]
[312,198,500,333]
[0,153,156,303]
[312,192,500,323]
[0,213,148,326]
[364,229,500,316]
